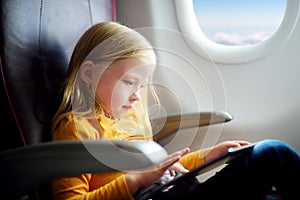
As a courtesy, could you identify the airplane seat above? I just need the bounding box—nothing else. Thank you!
[0,0,115,199]
[0,0,115,149]
[0,0,233,199]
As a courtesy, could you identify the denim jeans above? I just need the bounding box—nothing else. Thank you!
[183,139,300,200]
[137,139,300,200]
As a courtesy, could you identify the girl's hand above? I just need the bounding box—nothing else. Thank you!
[204,140,251,163]
[125,147,190,195]
[168,162,189,176]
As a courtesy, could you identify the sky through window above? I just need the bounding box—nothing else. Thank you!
[193,0,286,46]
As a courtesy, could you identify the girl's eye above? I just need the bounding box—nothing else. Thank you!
[123,80,134,85]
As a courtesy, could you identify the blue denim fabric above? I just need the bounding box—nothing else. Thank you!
[184,139,300,200]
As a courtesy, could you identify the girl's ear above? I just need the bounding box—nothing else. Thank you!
[80,61,95,84]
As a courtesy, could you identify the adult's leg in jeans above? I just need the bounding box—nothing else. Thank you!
[183,139,300,200]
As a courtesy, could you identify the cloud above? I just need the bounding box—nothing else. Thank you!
[207,31,271,46]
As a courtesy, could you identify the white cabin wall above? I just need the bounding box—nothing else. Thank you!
[116,0,300,153]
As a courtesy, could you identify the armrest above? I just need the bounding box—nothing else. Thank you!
[0,140,167,197]
[153,111,233,141]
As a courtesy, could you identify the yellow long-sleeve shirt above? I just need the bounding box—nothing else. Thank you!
[52,114,205,200]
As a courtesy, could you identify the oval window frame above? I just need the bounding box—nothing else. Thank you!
[174,0,300,64]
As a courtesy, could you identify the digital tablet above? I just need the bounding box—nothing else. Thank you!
[137,143,256,199]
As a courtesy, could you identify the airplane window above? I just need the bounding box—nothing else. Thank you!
[193,0,286,46]
[175,0,299,64]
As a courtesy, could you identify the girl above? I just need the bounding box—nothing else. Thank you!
[51,22,300,200]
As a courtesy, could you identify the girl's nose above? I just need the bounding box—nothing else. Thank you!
[129,89,141,102]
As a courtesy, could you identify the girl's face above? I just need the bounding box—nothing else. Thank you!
[96,57,156,119]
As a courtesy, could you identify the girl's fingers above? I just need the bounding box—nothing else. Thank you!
[238,141,251,146]
[169,162,189,174]
[170,147,190,158]
[160,147,190,170]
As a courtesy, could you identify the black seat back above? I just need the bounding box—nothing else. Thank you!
[0,0,115,198]
[0,0,115,149]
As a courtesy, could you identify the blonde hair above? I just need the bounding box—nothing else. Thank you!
[51,22,159,139]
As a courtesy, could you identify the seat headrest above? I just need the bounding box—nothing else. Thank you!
[0,0,114,147]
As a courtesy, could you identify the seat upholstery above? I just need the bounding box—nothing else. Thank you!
[0,0,114,148]
[0,0,115,198]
